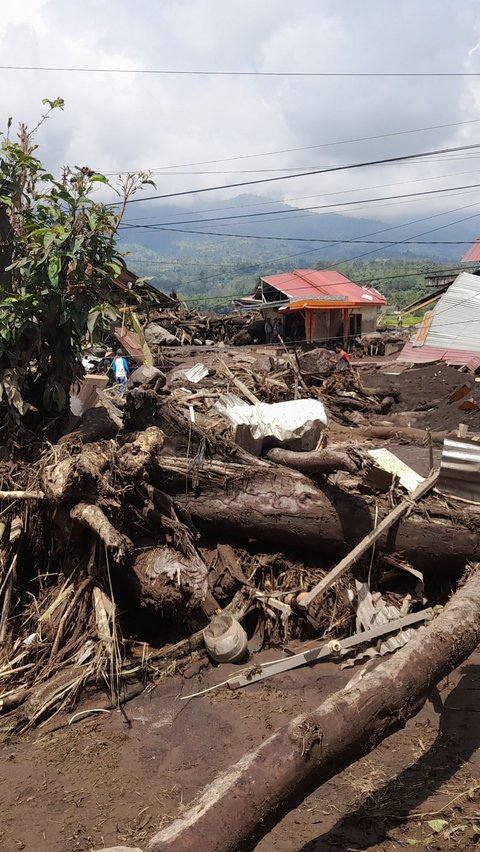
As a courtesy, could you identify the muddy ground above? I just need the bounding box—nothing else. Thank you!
[1,355,480,852]
[360,361,480,432]
[1,648,479,852]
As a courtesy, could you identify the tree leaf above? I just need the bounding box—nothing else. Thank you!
[41,97,65,110]
[427,819,448,833]
[48,256,61,287]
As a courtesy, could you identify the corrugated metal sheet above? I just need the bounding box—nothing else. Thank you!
[437,437,480,503]
[462,238,480,262]
[261,269,387,307]
[399,271,480,370]
[422,272,480,352]
[398,341,480,371]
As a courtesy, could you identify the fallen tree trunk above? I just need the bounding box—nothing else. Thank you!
[265,446,366,475]
[146,566,480,852]
[174,467,479,572]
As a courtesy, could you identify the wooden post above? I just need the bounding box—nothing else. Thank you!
[426,428,434,473]
[297,469,439,612]
[305,309,313,343]
[343,307,349,345]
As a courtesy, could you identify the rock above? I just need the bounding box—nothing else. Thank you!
[299,348,336,375]
[144,322,180,346]
[251,355,273,374]
[128,365,165,389]
[233,318,265,346]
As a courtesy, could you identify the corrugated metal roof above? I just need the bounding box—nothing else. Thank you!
[415,271,480,353]
[462,238,480,262]
[400,271,480,370]
[260,269,387,307]
[397,341,480,372]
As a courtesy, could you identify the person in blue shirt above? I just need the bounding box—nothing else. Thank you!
[111,348,130,392]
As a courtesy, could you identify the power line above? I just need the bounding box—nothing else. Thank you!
[177,205,480,297]
[176,264,467,303]
[131,200,480,292]
[126,193,480,298]
[100,118,480,173]
[4,64,480,78]
[124,167,480,225]
[122,230,475,244]
[111,159,480,175]
[120,143,480,205]
[120,181,480,229]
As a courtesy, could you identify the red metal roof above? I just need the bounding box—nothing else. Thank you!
[397,341,480,372]
[462,238,480,263]
[261,269,387,306]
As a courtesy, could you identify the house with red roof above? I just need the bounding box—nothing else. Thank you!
[237,269,387,345]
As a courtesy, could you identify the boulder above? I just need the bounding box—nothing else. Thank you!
[128,365,166,389]
[144,322,180,347]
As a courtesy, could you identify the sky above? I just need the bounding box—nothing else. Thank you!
[2,0,480,229]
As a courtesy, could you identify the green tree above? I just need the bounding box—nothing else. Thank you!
[0,101,153,448]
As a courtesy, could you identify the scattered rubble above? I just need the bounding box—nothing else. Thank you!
[2,326,480,850]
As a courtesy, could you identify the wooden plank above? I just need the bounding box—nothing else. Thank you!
[298,469,439,611]
[219,358,260,405]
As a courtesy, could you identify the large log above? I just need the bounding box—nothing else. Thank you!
[175,467,479,572]
[146,567,480,852]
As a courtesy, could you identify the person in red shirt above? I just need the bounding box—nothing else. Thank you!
[334,344,351,372]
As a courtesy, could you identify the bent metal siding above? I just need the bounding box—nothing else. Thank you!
[422,271,480,353]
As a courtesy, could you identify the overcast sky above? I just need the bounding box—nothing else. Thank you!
[2,0,480,228]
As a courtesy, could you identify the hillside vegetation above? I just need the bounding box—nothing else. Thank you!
[121,243,460,313]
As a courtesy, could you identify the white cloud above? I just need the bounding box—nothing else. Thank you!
[1,0,480,227]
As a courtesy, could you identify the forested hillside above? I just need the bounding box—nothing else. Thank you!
[118,193,477,311]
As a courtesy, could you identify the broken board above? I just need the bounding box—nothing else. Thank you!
[367,448,424,493]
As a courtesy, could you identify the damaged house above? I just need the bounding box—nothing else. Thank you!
[238,268,387,344]
[399,239,480,370]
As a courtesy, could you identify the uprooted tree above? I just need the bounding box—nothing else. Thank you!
[0,99,155,447]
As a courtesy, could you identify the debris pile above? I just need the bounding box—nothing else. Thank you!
[142,306,256,348]
[0,347,479,735]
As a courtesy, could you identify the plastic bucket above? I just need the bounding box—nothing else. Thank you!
[203,614,248,663]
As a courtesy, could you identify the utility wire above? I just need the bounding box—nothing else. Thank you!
[100,116,480,173]
[122,232,476,245]
[3,64,480,78]
[124,166,480,225]
[120,181,480,229]
[119,142,480,204]
[167,203,480,296]
[132,200,480,291]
